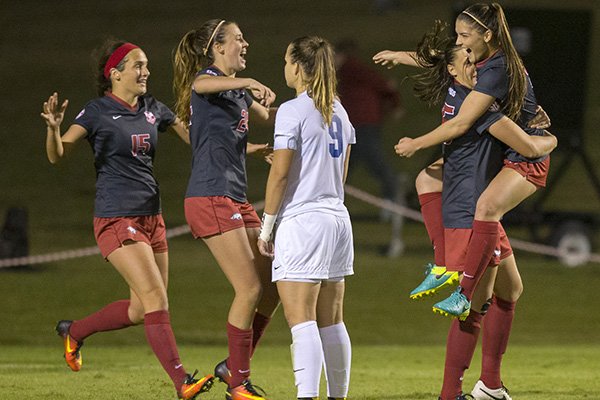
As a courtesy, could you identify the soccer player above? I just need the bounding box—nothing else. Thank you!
[172,19,278,400]
[41,40,213,399]
[257,36,355,400]
[388,3,553,320]
[375,20,556,400]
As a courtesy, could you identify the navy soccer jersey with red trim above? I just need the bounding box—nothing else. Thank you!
[474,50,547,163]
[442,82,505,228]
[73,93,175,217]
[186,65,253,202]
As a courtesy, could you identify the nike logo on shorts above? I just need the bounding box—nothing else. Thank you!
[113,115,122,120]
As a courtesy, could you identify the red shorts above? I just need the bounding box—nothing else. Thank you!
[93,214,168,258]
[184,196,261,239]
[503,156,550,188]
[444,223,513,271]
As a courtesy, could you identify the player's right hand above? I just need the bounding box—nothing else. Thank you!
[41,92,69,130]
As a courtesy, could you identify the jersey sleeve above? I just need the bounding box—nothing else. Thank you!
[73,100,99,135]
[273,102,301,151]
[243,90,254,108]
[473,110,504,135]
[474,66,508,100]
[154,100,177,132]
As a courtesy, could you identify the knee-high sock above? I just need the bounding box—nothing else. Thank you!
[227,322,253,388]
[460,220,499,300]
[480,296,516,388]
[418,192,445,266]
[250,312,271,357]
[144,310,187,390]
[319,322,351,399]
[69,300,134,342]
[291,321,323,398]
[440,311,483,400]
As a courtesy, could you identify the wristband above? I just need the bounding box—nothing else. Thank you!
[259,213,276,242]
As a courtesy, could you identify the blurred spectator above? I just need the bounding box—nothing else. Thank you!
[335,38,404,218]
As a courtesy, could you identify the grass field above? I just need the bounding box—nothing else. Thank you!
[1,222,600,399]
[2,1,600,399]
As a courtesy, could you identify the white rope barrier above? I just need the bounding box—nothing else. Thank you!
[0,189,597,268]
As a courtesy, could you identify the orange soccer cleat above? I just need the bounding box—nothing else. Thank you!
[179,370,215,400]
[55,320,83,372]
[227,380,268,400]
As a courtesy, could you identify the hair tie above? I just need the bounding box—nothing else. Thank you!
[462,11,490,31]
[103,43,140,79]
[203,20,226,56]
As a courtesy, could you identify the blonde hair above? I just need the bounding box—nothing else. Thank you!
[458,2,527,121]
[288,36,337,126]
[172,20,233,125]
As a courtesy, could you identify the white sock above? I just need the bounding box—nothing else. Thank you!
[291,321,323,398]
[319,322,351,398]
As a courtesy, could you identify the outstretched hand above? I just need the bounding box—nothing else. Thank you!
[372,50,403,69]
[41,92,69,130]
[247,142,274,164]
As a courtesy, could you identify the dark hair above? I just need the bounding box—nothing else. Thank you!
[92,38,129,97]
[172,19,234,124]
[410,20,462,108]
[288,36,337,125]
[457,2,527,120]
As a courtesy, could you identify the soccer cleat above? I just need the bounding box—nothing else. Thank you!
[226,380,268,400]
[409,263,460,300]
[328,398,347,400]
[214,359,232,386]
[432,287,471,321]
[438,395,474,400]
[178,370,214,400]
[55,320,83,372]
[471,380,512,400]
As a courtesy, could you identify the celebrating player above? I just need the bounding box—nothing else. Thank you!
[42,40,213,399]
[172,19,278,400]
[257,36,355,400]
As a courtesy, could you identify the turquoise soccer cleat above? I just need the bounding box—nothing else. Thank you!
[432,287,471,321]
[409,263,460,300]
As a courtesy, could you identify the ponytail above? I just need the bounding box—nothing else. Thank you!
[172,20,232,125]
[289,36,337,125]
[410,20,459,107]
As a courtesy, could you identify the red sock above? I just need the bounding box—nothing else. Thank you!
[250,312,271,357]
[144,310,187,390]
[227,322,253,387]
[69,300,133,342]
[480,296,516,388]
[440,311,483,400]
[460,220,499,300]
[418,192,445,266]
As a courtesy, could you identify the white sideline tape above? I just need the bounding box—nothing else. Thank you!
[0,189,597,268]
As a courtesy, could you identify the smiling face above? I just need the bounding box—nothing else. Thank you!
[455,18,492,63]
[112,48,149,97]
[447,47,477,89]
[212,24,248,76]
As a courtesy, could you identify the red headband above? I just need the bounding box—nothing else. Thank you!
[103,43,140,79]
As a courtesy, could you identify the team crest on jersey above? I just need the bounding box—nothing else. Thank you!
[76,109,85,119]
[448,87,456,97]
[144,111,156,125]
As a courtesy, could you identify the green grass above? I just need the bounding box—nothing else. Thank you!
[1,229,600,398]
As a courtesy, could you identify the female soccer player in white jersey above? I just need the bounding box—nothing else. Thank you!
[41,39,213,399]
[257,36,355,400]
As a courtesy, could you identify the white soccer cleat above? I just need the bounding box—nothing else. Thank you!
[471,380,512,400]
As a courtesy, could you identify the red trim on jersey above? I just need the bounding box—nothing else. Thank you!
[103,43,139,79]
[106,92,138,112]
[475,49,500,68]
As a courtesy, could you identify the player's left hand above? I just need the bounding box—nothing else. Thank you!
[247,142,273,164]
[528,105,551,129]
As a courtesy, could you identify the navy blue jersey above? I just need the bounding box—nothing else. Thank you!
[186,66,254,202]
[474,50,547,163]
[74,93,175,217]
[442,83,505,228]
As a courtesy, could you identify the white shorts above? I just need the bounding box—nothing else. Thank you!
[272,212,354,282]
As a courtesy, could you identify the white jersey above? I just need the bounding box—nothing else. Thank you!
[273,91,356,220]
